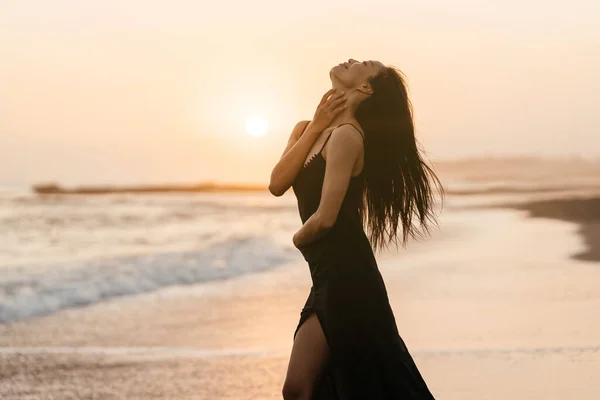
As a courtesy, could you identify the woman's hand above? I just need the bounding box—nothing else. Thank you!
[268,89,345,197]
[311,88,347,133]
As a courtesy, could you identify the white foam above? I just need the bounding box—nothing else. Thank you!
[0,236,297,323]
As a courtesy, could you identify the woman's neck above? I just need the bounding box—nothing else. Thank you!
[327,109,359,131]
[326,84,361,130]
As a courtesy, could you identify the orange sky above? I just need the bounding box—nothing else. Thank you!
[1,1,599,185]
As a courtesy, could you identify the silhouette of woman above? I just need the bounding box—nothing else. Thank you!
[269,58,444,399]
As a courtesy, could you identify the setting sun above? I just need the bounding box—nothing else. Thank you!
[246,115,269,137]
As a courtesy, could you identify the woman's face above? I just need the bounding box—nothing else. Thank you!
[330,58,385,89]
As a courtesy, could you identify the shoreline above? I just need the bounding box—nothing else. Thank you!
[1,193,600,398]
[28,180,600,197]
[1,193,599,334]
[494,195,600,262]
[31,182,268,195]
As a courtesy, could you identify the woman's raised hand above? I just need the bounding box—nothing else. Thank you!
[311,88,347,132]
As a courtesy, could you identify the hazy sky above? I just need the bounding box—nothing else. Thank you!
[1,1,599,185]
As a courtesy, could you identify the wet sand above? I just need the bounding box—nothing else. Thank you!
[2,348,598,400]
[1,196,600,399]
[503,196,600,262]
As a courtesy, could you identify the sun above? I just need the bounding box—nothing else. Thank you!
[246,115,269,137]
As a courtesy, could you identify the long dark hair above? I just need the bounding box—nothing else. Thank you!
[355,65,444,253]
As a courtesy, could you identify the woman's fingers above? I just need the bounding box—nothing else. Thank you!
[320,88,336,105]
[331,103,347,115]
[327,96,347,109]
[328,90,344,101]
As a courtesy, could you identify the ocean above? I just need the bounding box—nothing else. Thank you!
[0,190,302,323]
[2,165,600,324]
[2,170,600,398]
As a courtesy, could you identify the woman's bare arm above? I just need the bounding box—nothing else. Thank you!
[269,89,347,197]
[268,120,322,197]
[292,125,363,247]
[278,120,311,160]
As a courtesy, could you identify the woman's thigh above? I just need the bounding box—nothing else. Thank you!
[284,312,330,395]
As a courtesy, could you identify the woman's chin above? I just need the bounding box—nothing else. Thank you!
[329,68,336,81]
[329,67,343,83]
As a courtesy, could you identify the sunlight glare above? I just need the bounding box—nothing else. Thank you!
[246,115,269,137]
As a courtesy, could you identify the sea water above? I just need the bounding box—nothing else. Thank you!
[0,190,301,322]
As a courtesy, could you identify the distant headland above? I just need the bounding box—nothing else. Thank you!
[32,182,268,195]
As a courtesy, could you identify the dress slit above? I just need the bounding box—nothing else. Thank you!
[294,306,340,399]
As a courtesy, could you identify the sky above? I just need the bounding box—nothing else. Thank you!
[1,0,599,185]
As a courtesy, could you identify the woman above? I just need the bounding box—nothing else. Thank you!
[269,58,443,399]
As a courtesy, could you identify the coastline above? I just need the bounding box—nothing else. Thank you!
[31,182,268,195]
[1,194,600,399]
[494,195,600,262]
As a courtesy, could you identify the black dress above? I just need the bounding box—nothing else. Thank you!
[291,122,436,399]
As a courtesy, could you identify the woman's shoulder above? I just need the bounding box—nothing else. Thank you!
[322,123,364,161]
[291,120,311,140]
[326,123,365,149]
[295,120,311,131]
[332,122,365,143]
[296,120,311,127]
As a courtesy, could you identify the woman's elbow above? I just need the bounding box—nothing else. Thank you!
[268,170,283,196]
[268,181,285,197]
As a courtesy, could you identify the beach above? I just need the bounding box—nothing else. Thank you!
[1,188,599,399]
[3,0,600,396]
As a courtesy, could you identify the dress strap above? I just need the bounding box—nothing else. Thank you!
[318,132,333,155]
[318,122,364,156]
[335,122,365,143]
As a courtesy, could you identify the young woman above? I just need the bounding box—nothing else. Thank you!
[269,58,443,399]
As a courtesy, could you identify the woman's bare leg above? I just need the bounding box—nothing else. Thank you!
[282,313,330,400]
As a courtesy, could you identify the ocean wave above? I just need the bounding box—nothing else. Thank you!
[0,236,297,323]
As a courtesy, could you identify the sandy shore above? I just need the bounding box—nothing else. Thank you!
[1,196,600,399]
[502,196,600,262]
[2,347,598,400]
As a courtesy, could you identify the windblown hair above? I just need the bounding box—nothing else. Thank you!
[355,66,445,253]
